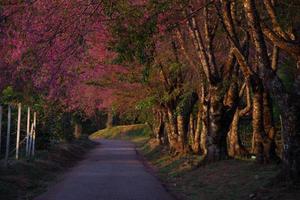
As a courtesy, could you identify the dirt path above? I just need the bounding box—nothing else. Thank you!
[35,139,173,200]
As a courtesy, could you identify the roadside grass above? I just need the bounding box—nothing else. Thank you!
[140,140,284,200]
[91,124,299,200]
[90,124,150,144]
[0,137,96,200]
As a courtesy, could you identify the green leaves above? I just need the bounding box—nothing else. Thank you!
[107,1,157,65]
[136,96,156,110]
[1,86,22,104]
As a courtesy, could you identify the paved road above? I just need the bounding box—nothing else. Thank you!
[35,139,173,200]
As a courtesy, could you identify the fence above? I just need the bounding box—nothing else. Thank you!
[0,103,37,166]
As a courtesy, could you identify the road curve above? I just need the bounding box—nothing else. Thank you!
[35,139,173,200]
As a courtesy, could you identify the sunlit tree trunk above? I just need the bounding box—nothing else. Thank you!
[200,99,209,157]
[177,114,187,153]
[207,85,227,160]
[243,0,300,176]
[186,7,231,160]
[225,80,249,157]
[192,109,202,154]
[224,78,244,157]
[227,109,248,157]
[251,82,266,162]
[251,81,276,163]
[199,85,228,161]
[166,107,180,152]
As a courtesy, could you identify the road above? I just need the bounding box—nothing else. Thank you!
[35,139,173,200]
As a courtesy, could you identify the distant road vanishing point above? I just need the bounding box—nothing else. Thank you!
[35,139,173,200]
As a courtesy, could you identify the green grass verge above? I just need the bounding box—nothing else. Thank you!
[140,141,283,200]
[90,124,151,144]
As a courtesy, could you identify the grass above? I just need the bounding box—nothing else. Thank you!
[90,124,151,144]
[91,124,299,200]
[140,141,283,200]
[0,137,96,200]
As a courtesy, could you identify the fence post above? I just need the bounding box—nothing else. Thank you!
[26,107,30,157]
[0,106,2,155]
[28,123,33,157]
[31,112,37,157]
[16,103,21,160]
[5,105,11,166]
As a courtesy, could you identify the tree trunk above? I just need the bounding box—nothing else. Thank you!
[252,82,267,163]
[106,109,113,128]
[251,81,277,163]
[243,0,300,176]
[189,114,195,146]
[202,85,227,161]
[177,114,188,153]
[192,110,202,154]
[227,109,248,157]
[263,91,278,161]
[280,67,300,179]
[166,107,181,153]
[200,100,209,157]
[225,79,248,158]
[154,110,165,145]
[74,122,82,139]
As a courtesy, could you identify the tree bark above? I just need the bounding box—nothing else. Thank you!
[202,85,227,161]
[166,107,181,153]
[189,113,195,145]
[106,109,113,128]
[227,109,247,157]
[226,81,249,158]
[252,82,266,163]
[154,110,165,145]
[200,98,209,157]
[263,91,278,161]
[177,114,187,152]
[192,109,202,154]
[243,0,300,177]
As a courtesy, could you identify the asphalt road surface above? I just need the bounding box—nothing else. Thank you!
[35,139,173,200]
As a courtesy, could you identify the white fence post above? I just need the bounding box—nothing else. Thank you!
[28,123,34,157]
[16,103,21,160]
[5,105,11,166]
[31,112,37,157]
[0,106,2,155]
[26,107,30,157]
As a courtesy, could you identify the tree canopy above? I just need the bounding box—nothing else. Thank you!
[0,0,300,180]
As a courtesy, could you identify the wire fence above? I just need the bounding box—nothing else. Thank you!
[0,104,37,167]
